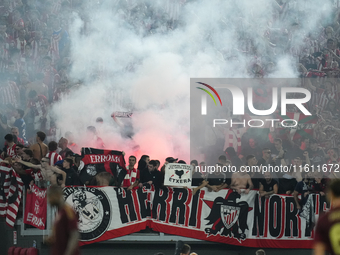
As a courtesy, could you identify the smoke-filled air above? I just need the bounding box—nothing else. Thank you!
[50,0,333,162]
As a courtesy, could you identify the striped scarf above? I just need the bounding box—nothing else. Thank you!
[224,128,242,155]
[0,163,23,227]
[122,168,137,187]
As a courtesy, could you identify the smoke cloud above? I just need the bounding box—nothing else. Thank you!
[51,0,333,163]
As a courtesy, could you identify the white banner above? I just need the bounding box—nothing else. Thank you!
[164,163,193,187]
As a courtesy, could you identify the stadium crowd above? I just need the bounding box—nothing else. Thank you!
[0,0,339,228]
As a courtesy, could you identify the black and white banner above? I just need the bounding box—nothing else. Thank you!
[63,186,329,248]
[79,148,127,184]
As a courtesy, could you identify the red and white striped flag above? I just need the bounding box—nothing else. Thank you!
[0,163,24,227]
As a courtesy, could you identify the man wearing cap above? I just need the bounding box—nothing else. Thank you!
[160,157,178,182]
[165,157,178,164]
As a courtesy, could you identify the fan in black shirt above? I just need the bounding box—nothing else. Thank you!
[192,171,204,187]
[218,156,232,186]
[206,163,226,192]
[191,160,203,187]
[139,160,163,188]
[207,172,226,186]
[241,138,262,159]
[257,148,276,168]
[57,158,80,186]
[257,148,282,183]
[138,155,150,184]
[293,172,318,211]
[259,172,278,198]
[278,171,297,195]
[225,147,242,169]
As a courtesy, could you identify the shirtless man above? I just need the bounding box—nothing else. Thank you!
[30,131,48,161]
[16,157,66,187]
[230,171,253,194]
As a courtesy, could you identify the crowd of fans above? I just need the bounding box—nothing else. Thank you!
[0,0,78,147]
[0,0,339,230]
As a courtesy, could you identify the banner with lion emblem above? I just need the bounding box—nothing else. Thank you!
[62,186,329,248]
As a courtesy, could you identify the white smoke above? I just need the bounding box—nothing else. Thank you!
[51,0,333,163]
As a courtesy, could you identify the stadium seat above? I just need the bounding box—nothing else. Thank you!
[19,248,27,255]
[13,247,22,255]
[7,246,15,255]
[26,248,38,255]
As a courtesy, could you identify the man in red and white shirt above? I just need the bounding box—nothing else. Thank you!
[26,31,42,63]
[223,119,247,155]
[3,133,16,158]
[53,79,70,102]
[40,56,60,101]
[11,9,24,39]
[11,127,24,145]
[24,90,49,132]
[0,75,19,108]
[46,141,62,166]
[123,155,140,190]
